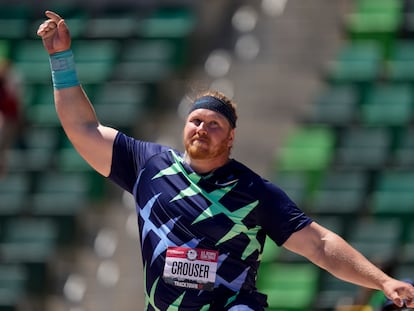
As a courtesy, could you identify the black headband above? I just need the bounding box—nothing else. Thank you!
[189,96,237,128]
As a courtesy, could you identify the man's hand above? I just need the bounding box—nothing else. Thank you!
[383,279,414,308]
[37,11,71,54]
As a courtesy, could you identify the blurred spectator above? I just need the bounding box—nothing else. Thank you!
[0,58,22,177]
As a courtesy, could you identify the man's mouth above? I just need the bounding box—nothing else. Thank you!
[192,135,209,144]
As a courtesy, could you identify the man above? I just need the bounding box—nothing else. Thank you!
[0,59,21,177]
[37,11,414,311]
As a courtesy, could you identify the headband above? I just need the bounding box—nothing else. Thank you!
[188,96,237,128]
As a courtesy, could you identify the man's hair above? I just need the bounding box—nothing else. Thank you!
[194,90,238,127]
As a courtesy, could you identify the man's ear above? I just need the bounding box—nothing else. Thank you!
[228,130,235,147]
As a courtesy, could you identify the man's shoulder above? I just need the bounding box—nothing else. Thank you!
[115,132,179,156]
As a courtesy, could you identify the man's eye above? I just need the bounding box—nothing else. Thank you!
[192,119,201,126]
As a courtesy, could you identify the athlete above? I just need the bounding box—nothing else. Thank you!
[37,10,414,311]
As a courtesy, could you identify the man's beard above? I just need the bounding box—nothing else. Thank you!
[185,135,230,160]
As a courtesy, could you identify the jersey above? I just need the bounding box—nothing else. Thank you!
[109,132,313,311]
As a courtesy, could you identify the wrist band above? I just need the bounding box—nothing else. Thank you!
[49,49,80,89]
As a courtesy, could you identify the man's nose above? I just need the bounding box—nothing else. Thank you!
[196,122,207,133]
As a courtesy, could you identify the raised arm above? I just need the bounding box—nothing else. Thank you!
[283,222,414,308]
[37,11,118,177]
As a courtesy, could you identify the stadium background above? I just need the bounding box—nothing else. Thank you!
[0,0,413,310]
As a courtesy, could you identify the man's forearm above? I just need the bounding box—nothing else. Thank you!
[54,86,100,133]
[315,231,391,291]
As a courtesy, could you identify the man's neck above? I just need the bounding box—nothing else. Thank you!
[184,154,230,175]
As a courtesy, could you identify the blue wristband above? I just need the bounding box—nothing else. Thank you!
[49,49,80,89]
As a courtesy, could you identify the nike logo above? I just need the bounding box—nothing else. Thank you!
[214,179,239,187]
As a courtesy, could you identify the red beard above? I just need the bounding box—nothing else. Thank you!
[185,134,230,160]
[185,134,210,159]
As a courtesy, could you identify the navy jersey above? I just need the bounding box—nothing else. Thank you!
[109,132,312,311]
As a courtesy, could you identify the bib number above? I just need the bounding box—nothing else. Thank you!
[163,247,219,291]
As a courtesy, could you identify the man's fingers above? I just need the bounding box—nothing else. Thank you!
[392,285,414,308]
[57,19,69,34]
[45,10,63,23]
[36,20,57,37]
[403,284,414,307]
[392,298,404,308]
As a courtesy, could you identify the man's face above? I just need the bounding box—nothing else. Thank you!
[183,109,234,160]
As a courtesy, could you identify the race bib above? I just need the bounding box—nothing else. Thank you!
[163,246,219,291]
